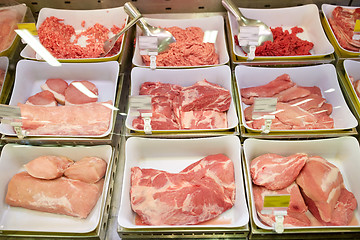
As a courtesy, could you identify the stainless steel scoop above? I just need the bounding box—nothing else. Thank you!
[222,0,273,54]
[124,2,176,53]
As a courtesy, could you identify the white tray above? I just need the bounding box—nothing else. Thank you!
[126,65,238,133]
[228,4,334,60]
[0,144,113,233]
[344,59,360,105]
[235,64,357,132]
[0,56,9,94]
[243,137,360,230]
[132,15,229,68]
[0,60,119,137]
[118,136,249,229]
[20,6,128,62]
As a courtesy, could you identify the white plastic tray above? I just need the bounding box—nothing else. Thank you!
[322,4,360,56]
[126,65,238,133]
[228,4,334,60]
[20,6,128,62]
[132,15,229,68]
[118,136,249,229]
[243,137,360,230]
[0,60,119,137]
[0,56,9,94]
[0,144,113,233]
[235,64,357,132]
[344,59,360,104]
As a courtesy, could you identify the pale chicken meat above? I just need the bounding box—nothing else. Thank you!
[64,157,107,184]
[19,101,113,136]
[296,156,344,223]
[130,154,235,225]
[6,171,104,219]
[250,153,308,190]
[24,155,73,179]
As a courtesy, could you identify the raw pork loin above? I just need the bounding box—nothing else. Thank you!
[64,157,107,183]
[25,90,57,106]
[241,74,334,130]
[250,153,308,190]
[24,155,73,179]
[130,154,235,225]
[41,78,68,105]
[252,183,311,227]
[133,80,231,130]
[6,171,104,218]
[65,80,99,105]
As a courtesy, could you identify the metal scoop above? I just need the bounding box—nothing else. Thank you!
[100,15,141,57]
[124,2,176,53]
[222,0,273,54]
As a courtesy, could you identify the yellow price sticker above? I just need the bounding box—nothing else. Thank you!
[17,23,38,35]
[263,195,290,208]
[354,19,360,33]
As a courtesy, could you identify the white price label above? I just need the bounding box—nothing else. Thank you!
[139,36,158,55]
[253,97,277,113]
[129,95,152,111]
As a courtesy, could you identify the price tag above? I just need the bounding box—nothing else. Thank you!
[139,36,158,55]
[263,195,291,208]
[17,23,38,35]
[129,95,152,111]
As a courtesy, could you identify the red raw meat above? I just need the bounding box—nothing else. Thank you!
[130,154,235,225]
[64,157,107,184]
[287,94,326,112]
[252,183,311,227]
[296,156,344,222]
[241,74,294,100]
[0,8,21,52]
[179,79,231,112]
[25,90,57,106]
[299,86,322,96]
[65,80,98,105]
[24,155,73,180]
[250,153,308,190]
[19,101,113,136]
[275,102,318,128]
[139,82,182,99]
[6,171,104,218]
[41,78,68,105]
[180,110,227,129]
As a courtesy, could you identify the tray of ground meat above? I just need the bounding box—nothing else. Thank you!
[0,144,112,233]
[0,60,119,138]
[322,4,360,57]
[0,3,27,56]
[118,136,249,229]
[20,6,128,62]
[125,65,238,133]
[132,15,229,68]
[243,137,360,231]
[227,4,334,61]
[235,64,357,133]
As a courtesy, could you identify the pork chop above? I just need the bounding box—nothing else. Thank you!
[25,90,57,106]
[65,80,98,105]
[41,78,68,105]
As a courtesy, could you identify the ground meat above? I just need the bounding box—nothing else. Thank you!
[38,16,125,59]
[235,26,314,56]
[142,26,219,66]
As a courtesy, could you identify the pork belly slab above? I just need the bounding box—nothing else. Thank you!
[6,172,104,218]
[19,101,113,136]
[130,154,235,225]
[24,155,74,180]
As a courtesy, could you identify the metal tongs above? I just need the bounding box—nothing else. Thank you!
[124,2,176,53]
[222,0,273,58]
[0,104,25,138]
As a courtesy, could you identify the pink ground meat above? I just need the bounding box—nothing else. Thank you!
[38,16,125,59]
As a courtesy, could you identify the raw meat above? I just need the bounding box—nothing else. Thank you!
[38,16,126,58]
[250,153,308,190]
[241,74,294,100]
[65,80,99,105]
[19,101,113,136]
[24,155,73,180]
[6,171,103,218]
[64,157,107,184]
[329,7,360,51]
[142,26,219,66]
[0,8,22,52]
[296,156,344,222]
[179,79,231,112]
[303,187,357,226]
[252,183,311,227]
[25,90,57,106]
[130,154,235,225]
[41,78,68,105]
[133,80,231,130]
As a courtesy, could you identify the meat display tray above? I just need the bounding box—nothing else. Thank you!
[0,144,113,235]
